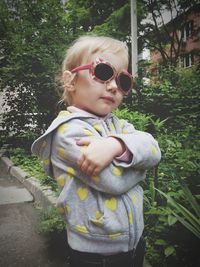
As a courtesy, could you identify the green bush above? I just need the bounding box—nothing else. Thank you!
[9,147,58,191]
[38,205,65,233]
[136,65,200,267]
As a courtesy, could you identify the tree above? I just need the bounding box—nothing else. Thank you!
[63,0,131,46]
[137,0,200,66]
[0,0,69,139]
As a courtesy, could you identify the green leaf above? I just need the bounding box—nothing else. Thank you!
[168,214,178,226]
[155,239,167,246]
[178,177,200,218]
[156,188,200,231]
[172,211,200,239]
[164,246,175,257]
[155,187,200,240]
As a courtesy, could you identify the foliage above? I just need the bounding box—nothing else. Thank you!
[113,108,152,131]
[92,3,131,42]
[139,65,200,267]
[38,205,65,233]
[156,179,200,239]
[9,147,57,191]
[65,0,129,34]
[0,0,68,138]
[131,65,200,131]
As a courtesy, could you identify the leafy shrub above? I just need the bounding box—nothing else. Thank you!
[114,108,152,131]
[38,205,65,233]
[136,65,200,267]
[9,147,58,191]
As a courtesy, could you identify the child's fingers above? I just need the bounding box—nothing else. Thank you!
[77,155,91,174]
[77,154,84,167]
[85,165,96,177]
[92,167,101,176]
[77,154,98,176]
[77,154,102,177]
[76,137,91,146]
[77,158,87,172]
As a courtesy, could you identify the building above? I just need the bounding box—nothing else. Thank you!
[150,4,200,69]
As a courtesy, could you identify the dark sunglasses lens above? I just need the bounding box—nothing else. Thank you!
[94,63,114,81]
[118,73,132,93]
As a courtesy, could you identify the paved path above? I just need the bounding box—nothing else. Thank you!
[0,160,69,267]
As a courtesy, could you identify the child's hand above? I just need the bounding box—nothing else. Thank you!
[76,137,125,176]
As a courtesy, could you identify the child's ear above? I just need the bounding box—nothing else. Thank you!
[63,70,76,91]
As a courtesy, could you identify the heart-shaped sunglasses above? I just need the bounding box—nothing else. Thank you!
[71,58,133,95]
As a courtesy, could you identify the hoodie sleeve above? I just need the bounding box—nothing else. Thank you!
[111,119,161,169]
[50,119,147,195]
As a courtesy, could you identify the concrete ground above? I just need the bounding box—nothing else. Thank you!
[0,157,69,267]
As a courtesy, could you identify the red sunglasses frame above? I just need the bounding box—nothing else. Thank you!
[71,58,133,95]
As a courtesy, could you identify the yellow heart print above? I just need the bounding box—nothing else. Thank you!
[112,166,123,176]
[93,124,102,132]
[66,167,76,176]
[91,175,101,184]
[128,212,133,224]
[56,175,65,187]
[57,147,66,159]
[43,159,50,166]
[58,110,71,117]
[77,187,89,201]
[83,129,93,136]
[57,123,68,134]
[150,144,157,155]
[75,225,89,233]
[104,197,117,211]
[130,194,137,203]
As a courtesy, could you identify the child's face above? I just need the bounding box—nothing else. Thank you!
[70,52,127,117]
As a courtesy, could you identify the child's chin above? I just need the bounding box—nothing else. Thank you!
[94,109,111,117]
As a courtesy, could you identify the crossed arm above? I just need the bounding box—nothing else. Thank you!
[52,118,161,195]
[76,136,126,177]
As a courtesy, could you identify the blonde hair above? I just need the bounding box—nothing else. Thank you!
[60,35,129,105]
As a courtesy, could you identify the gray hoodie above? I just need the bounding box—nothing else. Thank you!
[31,108,161,254]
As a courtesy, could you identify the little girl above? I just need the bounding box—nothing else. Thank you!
[32,35,161,267]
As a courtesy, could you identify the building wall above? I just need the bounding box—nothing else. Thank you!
[180,11,200,58]
[150,7,200,68]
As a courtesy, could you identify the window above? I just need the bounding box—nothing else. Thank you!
[180,52,194,68]
[181,21,194,41]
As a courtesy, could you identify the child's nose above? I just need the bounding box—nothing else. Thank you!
[106,78,118,93]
